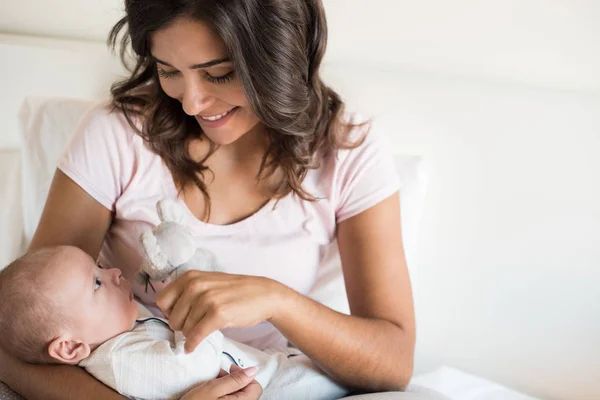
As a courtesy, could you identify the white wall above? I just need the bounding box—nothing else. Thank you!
[0,35,124,149]
[322,65,600,400]
[1,0,599,92]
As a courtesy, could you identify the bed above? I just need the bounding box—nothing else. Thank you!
[0,33,543,400]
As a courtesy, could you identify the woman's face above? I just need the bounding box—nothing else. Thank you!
[150,17,262,146]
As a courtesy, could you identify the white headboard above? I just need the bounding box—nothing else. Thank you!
[0,34,125,149]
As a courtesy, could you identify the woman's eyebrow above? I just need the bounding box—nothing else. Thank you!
[152,56,231,69]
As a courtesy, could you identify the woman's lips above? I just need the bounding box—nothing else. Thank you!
[195,106,239,128]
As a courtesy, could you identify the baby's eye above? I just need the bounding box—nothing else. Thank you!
[94,278,102,291]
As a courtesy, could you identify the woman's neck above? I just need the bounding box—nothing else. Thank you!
[189,123,270,173]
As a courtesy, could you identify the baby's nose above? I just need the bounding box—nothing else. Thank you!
[109,268,123,283]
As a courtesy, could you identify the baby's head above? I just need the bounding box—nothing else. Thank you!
[0,246,138,364]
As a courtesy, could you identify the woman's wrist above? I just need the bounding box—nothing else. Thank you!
[267,278,305,327]
[266,277,297,323]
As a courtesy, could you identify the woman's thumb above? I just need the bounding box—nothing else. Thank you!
[214,365,258,396]
[232,365,258,379]
[211,366,258,397]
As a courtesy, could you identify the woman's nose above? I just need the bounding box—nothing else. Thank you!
[182,77,213,116]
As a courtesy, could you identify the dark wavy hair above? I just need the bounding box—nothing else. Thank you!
[108,0,365,219]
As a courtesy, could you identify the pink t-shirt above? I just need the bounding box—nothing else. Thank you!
[58,103,400,349]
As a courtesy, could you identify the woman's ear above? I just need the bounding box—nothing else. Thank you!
[48,335,91,364]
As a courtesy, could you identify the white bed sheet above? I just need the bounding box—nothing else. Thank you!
[411,367,541,400]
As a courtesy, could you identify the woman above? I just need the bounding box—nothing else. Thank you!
[0,0,416,399]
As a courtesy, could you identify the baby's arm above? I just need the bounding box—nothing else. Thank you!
[81,327,224,400]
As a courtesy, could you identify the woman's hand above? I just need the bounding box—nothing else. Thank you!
[157,270,288,352]
[180,364,262,400]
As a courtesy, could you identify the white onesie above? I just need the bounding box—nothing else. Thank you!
[79,303,348,400]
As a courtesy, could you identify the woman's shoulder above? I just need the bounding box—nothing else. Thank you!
[68,99,155,161]
[77,100,142,142]
[57,100,161,211]
[319,111,391,171]
[306,112,399,219]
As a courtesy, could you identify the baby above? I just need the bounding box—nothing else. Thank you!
[0,246,348,400]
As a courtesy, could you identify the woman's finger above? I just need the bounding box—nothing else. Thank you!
[216,369,229,378]
[181,299,209,336]
[220,380,263,400]
[227,364,263,398]
[235,380,263,399]
[168,289,196,331]
[209,366,258,398]
[229,364,243,372]
[156,279,186,317]
[184,310,223,353]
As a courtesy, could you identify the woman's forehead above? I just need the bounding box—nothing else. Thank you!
[150,17,228,65]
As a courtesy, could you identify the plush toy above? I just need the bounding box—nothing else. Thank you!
[138,199,220,292]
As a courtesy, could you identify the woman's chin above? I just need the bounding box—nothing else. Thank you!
[196,115,264,147]
[202,129,241,146]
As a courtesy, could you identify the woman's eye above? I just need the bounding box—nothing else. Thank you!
[205,71,235,84]
[157,67,180,79]
[94,278,102,291]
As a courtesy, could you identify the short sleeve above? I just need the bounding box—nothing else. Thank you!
[334,121,400,222]
[57,103,137,212]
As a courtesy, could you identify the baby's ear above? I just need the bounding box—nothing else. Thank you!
[48,336,91,365]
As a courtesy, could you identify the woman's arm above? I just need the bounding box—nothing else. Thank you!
[28,170,113,256]
[271,193,416,392]
[155,193,414,392]
[0,170,125,400]
[0,347,124,400]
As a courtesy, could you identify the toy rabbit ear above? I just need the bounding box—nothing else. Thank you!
[139,230,171,281]
[140,231,168,268]
[156,199,184,223]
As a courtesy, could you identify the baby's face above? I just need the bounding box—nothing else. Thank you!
[50,247,139,347]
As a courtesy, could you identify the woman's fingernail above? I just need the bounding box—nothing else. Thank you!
[243,366,258,378]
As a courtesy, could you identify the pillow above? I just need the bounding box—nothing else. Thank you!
[394,155,428,266]
[0,149,25,268]
[19,97,94,242]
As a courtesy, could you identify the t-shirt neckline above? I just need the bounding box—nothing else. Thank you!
[163,164,278,234]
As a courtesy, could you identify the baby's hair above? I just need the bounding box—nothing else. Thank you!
[0,247,71,364]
